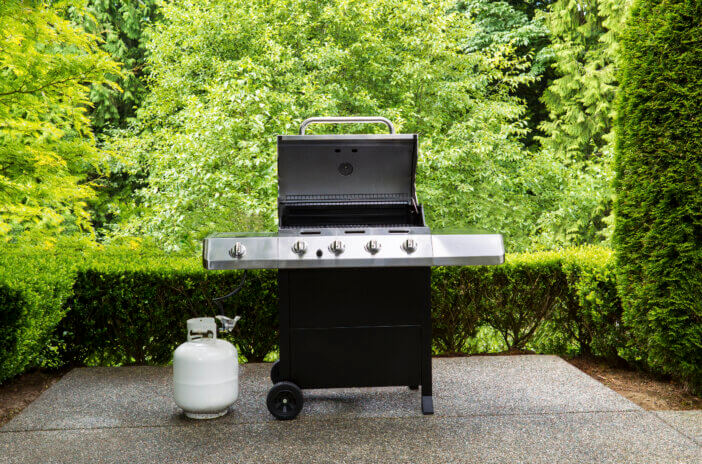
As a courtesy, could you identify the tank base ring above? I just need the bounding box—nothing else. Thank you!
[184,409,229,420]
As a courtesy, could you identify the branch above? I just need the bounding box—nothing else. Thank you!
[0,67,98,98]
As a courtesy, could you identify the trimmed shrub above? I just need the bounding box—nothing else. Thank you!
[557,247,624,360]
[477,251,569,351]
[0,242,628,380]
[614,0,702,391]
[58,249,278,365]
[0,247,76,383]
[433,248,621,357]
[431,267,482,355]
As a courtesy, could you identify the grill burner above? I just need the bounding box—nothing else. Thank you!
[202,117,504,420]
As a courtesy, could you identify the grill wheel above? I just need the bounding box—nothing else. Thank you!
[267,381,303,420]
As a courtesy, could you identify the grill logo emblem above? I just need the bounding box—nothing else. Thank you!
[338,162,353,176]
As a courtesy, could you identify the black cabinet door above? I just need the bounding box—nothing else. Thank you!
[286,267,429,328]
[289,326,422,388]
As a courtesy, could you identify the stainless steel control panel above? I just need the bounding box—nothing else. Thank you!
[276,234,433,269]
[203,233,504,270]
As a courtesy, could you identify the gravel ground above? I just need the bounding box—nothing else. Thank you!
[1,356,699,463]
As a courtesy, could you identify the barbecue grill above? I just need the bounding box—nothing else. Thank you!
[203,117,504,420]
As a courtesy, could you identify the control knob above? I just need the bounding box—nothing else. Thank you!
[365,240,381,254]
[229,242,246,258]
[401,238,418,254]
[291,240,307,255]
[329,240,345,255]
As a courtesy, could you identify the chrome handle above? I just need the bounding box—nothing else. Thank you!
[299,116,395,135]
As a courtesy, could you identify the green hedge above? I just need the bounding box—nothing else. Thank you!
[614,0,702,392]
[0,248,76,383]
[59,251,278,365]
[433,252,570,353]
[431,248,622,358]
[478,252,570,351]
[0,244,630,387]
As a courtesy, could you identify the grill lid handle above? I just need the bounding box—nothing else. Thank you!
[299,116,395,135]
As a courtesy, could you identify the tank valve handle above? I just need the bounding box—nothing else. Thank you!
[215,315,241,334]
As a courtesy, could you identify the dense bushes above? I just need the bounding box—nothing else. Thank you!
[562,248,624,359]
[0,244,669,390]
[0,250,75,383]
[614,0,702,392]
[432,248,621,356]
[477,252,569,350]
[59,251,278,365]
[431,267,483,355]
[57,247,623,368]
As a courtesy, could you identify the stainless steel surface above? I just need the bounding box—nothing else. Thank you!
[299,116,395,135]
[277,226,431,236]
[203,233,504,270]
[203,236,279,270]
[431,234,505,266]
[277,134,418,202]
[278,233,433,269]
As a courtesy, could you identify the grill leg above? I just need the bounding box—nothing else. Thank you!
[420,333,433,414]
[420,360,433,415]
[421,367,433,415]
[421,267,433,415]
[421,394,434,415]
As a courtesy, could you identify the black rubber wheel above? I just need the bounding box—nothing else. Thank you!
[270,360,280,384]
[408,385,419,390]
[267,381,303,420]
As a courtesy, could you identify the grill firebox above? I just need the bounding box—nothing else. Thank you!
[202,117,504,419]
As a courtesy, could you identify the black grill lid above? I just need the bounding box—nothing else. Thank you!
[277,133,418,204]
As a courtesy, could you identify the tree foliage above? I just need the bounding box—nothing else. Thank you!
[0,0,120,237]
[115,0,539,250]
[614,0,702,391]
[530,0,632,247]
[80,0,160,132]
[539,0,630,160]
[459,0,553,145]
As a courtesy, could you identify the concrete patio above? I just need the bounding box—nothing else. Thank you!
[1,355,699,463]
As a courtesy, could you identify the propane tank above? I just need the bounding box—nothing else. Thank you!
[173,316,240,419]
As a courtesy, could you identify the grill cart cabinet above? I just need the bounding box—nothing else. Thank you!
[277,267,433,410]
[202,117,504,420]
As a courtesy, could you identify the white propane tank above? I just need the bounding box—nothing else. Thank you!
[173,317,240,419]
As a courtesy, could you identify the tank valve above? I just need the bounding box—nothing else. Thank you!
[216,315,241,334]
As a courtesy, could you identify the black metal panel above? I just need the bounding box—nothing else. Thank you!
[287,267,425,328]
[289,326,422,388]
[278,271,292,381]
